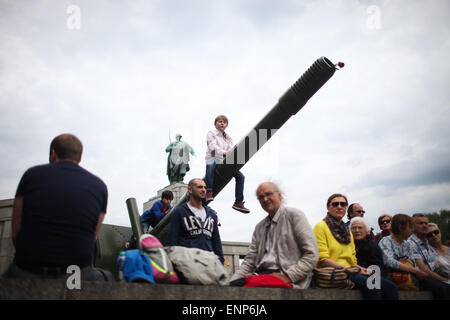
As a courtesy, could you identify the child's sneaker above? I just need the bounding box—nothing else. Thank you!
[232,201,250,214]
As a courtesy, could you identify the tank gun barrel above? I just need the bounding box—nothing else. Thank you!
[214,56,337,194]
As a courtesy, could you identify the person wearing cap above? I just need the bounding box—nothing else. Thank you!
[4,134,108,281]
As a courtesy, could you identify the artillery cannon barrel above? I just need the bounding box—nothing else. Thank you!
[151,56,338,243]
[214,56,337,195]
[126,198,144,242]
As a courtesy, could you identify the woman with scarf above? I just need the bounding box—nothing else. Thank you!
[313,193,398,300]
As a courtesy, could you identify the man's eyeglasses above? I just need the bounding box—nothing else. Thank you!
[330,202,348,208]
[355,210,365,214]
[426,230,440,238]
[257,191,275,201]
[379,219,391,225]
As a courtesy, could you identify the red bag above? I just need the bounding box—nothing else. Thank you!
[244,274,293,289]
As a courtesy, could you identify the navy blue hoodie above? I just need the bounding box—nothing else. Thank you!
[166,203,224,264]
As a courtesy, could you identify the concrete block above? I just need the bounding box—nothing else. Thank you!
[0,278,433,300]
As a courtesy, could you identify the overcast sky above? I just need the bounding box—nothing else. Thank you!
[1,0,449,242]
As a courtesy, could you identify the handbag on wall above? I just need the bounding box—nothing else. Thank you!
[139,234,179,284]
[244,274,293,289]
[388,258,419,291]
[313,266,361,289]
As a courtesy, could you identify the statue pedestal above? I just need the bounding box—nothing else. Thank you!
[143,182,188,212]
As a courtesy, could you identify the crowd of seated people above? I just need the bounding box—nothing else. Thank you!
[230,187,450,300]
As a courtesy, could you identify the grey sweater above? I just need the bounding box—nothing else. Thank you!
[230,205,319,289]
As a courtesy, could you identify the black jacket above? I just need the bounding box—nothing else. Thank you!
[355,235,386,274]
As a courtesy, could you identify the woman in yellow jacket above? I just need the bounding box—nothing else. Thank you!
[313,193,398,300]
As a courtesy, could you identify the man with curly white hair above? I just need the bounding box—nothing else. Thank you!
[230,181,319,289]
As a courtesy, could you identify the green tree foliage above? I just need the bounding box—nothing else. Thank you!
[425,209,450,243]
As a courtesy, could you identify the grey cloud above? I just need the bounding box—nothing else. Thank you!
[230,0,306,27]
[355,148,450,189]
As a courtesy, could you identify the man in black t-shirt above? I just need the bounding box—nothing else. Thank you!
[4,133,108,280]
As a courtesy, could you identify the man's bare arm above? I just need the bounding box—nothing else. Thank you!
[95,213,106,240]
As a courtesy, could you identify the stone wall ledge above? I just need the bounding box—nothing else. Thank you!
[0,278,432,300]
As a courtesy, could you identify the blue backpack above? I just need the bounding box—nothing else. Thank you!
[117,249,154,283]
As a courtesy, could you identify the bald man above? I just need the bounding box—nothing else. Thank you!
[230,182,318,289]
[166,178,224,264]
[5,133,108,281]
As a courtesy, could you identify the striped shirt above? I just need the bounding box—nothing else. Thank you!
[408,233,438,272]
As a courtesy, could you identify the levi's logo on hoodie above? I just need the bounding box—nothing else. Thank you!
[183,215,215,237]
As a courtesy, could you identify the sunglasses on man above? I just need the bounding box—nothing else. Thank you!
[379,219,391,226]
